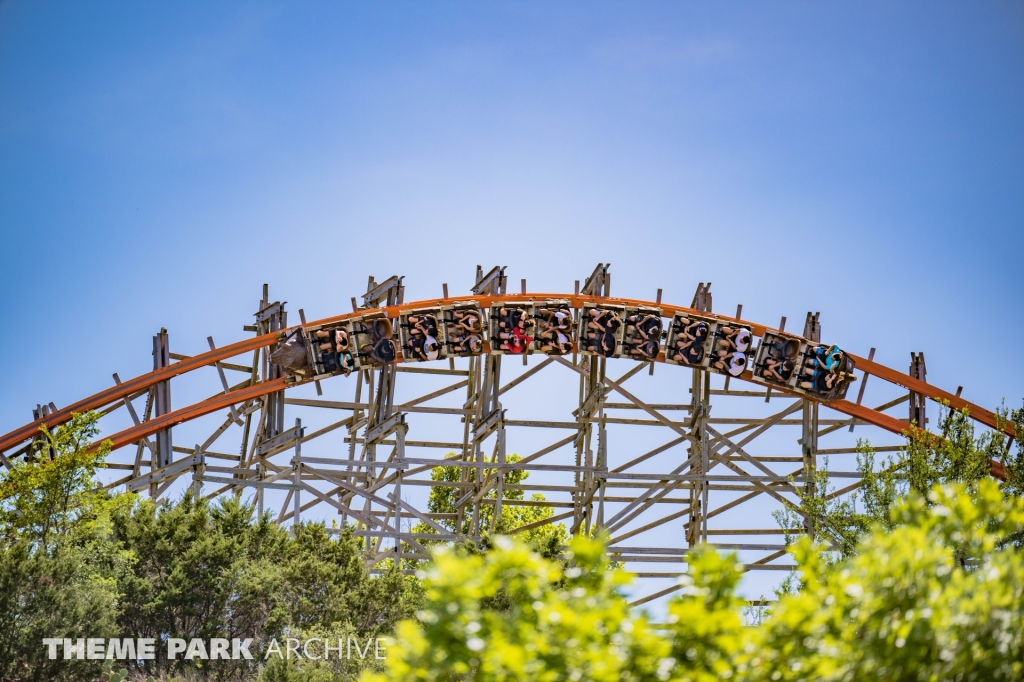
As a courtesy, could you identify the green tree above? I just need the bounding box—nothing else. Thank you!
[775,403,1024,564]
[411,454,567,556]
[0,410,422,682]
[113,495,417,680]
[366,478,1024,682]
[0,412,128,682]
[0,412,130,553]
[748,479,1024,681]
[362,534,671,682]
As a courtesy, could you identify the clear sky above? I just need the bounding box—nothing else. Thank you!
[1,1,1023,603]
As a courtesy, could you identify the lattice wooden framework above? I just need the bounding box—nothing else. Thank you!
[0,264,1013,606]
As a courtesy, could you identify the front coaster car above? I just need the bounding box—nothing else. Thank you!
[752,330,856,400]
[300,323,356,378]
[796,343,857,400]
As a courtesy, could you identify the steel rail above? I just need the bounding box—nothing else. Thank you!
[1,293,1014,457]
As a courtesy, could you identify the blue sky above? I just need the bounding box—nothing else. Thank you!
[3,0,1021,418]
[1,1,1023,602]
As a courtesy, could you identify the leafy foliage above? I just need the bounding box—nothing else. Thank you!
[411,454,567,556]
[367,478,1024,682]
[113,494,417,680]
[0,413,419,682]
[775,403,1024,564]
[0,539,121,682]
[0,413,126,682]
[5,410,1024,681]
[0,412,128,553]
[749,479,1024,681]
[363,534,669,682]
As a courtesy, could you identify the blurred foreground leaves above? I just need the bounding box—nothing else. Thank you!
[365,478,1024,682]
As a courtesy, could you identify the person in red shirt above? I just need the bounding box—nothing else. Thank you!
[499,325,533,353]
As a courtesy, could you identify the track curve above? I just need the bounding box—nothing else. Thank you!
[1,293,1014,465]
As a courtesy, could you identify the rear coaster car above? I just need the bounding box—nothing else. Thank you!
[619,305,663,361]
[269,328,313,379]
[399,307,447,362]
[664,312,717,369]
[577,303,625,358]
[442,302,486,357]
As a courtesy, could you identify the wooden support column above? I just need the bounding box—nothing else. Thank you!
[254,284,288,442]
[466,265,506,540]
[190,445,206,497]
[30,402,59,461]
[594,417,608,530]
[152,328,172,496]
[394,420,406,564]
[573,264,611,536]
[356,274,405,547]
[850,347,876,432]
[909,352,927,429]
[342,369,366,528]
[687,282,712,547]
[493,424,506,529]
[801,312,821,539]
[256,458,265,518]
[456,354,478,535]
[292,418,303,532]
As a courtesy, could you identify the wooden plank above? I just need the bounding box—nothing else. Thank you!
[498,357,555,395]
[197,475,298,491]
[400,380,469,409]
[169,352,252,373]
[510,510,576,535]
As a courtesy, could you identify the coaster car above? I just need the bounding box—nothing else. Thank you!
[705,322,754,378]
[797,343,857,400]
[619,306,663,361]
[400,307,447,362]
[752,331,802,387]
[300,324,357,378]
[664,312,717,368]
[352,315,397,367]
[576,303,625,358]
[443,303,486,357]
[490,303,536,355]
[534,301,575,356]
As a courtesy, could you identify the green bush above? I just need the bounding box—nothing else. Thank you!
[112,495,416,680]
[4,410,1022,681]
[364,478,1024,682]
[0,414,419,682]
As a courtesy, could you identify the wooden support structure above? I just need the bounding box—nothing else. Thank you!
[2,265,1013,608]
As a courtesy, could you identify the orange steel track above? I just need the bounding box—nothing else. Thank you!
[1,293,1015,460]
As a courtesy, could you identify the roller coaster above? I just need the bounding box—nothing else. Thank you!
[1,264,1014,605]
